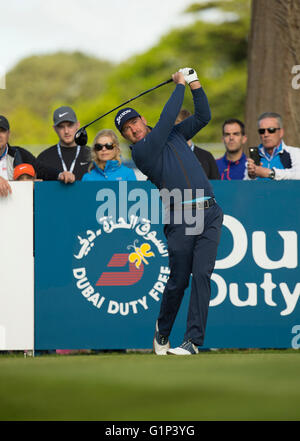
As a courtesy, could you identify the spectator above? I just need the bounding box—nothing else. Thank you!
[37,106,91,183]
[175,109,220,179]
[216,118,248,180]
[82,129,136,181]
[13,163,36,181]
[81,128,136,356]
[0,115,61,197]
[247,112,300,180]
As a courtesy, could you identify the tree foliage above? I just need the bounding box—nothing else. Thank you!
[79,0,250,147]
[0,1,250,150]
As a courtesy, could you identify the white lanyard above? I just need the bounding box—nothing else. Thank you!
[57,144,81,173]
[0,146,8,179]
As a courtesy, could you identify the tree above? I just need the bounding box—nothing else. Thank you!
[0,2,250,148]
[245,0,300,148]
[0,52,113,147]
[84,0,250,146]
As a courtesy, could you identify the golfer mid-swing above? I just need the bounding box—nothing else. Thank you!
[115,68,223,355]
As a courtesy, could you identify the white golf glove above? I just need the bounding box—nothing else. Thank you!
[179,67,198,84]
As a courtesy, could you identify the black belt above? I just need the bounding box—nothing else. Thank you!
[169,197,216,210]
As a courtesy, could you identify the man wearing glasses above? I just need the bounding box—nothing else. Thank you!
[247,112,300,180]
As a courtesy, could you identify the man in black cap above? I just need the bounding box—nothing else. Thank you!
[37,106,91,181]
[115,69,223,356]
[0,115,79,197]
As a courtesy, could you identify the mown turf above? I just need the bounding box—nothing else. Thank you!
[0,350,299,421]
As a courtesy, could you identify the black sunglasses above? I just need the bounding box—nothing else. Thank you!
[258,127,281,135]
[94,142,115,151]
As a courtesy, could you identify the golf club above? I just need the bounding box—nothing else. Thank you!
[74,70,194,146]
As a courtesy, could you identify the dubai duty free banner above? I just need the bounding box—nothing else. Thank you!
[34,181,300,349]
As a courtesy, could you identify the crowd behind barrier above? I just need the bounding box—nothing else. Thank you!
[1,103,300,194]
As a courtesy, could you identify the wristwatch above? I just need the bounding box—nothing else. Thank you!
[268,168,275,180]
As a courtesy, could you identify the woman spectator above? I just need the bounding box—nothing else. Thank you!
[82,129,136,181]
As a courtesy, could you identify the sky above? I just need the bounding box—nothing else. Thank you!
[1,0,204,72]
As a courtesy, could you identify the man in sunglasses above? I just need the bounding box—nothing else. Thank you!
[247,112,300,180]
[37,106,91,182]
[115,68,223,356]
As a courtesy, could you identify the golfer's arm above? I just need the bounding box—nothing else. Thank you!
[146,83,185,149]
[175,87,211,140]
[132,84,186,175]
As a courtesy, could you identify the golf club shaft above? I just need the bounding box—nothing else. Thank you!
[82,78,173,130]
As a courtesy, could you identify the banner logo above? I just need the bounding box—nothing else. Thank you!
[72,216,169,316]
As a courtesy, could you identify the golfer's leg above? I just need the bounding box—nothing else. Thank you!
[184,205,223,346]
[157,223,194,337]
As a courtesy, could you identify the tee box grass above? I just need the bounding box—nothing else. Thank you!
[0,350,299,421]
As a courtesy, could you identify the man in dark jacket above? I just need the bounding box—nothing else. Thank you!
[37,106,91,181]
[0,115,70,197]
[175,109,220,180]
[115,68,223,355]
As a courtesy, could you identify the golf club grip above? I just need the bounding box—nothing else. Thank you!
[83,78,173,129]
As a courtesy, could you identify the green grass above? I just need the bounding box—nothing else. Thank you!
[0,350,299,421]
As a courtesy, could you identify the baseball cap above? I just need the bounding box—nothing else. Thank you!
[0,115,10,131]
[115,107,141,132]
[13,163,36,180]
[53,106,77,126]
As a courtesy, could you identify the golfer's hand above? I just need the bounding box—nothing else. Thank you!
[58,171,76,184]
[172,71,186,85]
[179,67,199,84]
[0,176,12,197]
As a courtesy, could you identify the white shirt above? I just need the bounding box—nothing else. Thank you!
[0,146,8,180]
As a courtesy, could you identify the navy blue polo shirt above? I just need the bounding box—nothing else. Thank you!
[216,152,247,180]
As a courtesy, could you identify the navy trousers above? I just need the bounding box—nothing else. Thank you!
[158,203,223,346]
